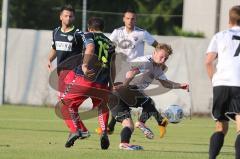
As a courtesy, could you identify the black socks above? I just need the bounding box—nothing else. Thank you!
[120,127,132,143]
[209,132,224,159]
[235,134,240,159]
[108,116,117,132]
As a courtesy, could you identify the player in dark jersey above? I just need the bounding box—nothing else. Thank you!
[47,4,83,71]
[59,17,116,149]
[47,4,89,138]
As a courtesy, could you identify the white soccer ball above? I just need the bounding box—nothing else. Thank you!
[164,105,184,123]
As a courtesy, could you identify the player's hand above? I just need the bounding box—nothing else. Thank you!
[112,82,124,90]
[47,61,52,72]
[180,83,189,92]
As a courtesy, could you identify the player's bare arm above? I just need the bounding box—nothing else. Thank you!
[158,79,189,91]
[82,43,96,78]
[112,68,140,90]
[205,52,217,80]
[47,48,57,71]
[123,68,140,86]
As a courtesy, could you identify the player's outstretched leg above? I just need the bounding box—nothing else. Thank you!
[139,97,168,138]
[159,117,168,138]
[135,121,154,139]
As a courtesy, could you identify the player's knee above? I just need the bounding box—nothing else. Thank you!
[235,114,240,133]
[122,118,134,131]
[215,121,228,135]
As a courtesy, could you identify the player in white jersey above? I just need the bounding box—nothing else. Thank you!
[109,8,158,61]
[205,5,240,159]
[108,43,189,150]
[96,8,159,136]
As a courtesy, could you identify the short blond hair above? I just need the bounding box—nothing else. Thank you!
[155,43,173,56]
[229,5,240,25]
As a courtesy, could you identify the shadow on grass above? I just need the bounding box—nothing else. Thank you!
[133,139,234,148]
[0,126,67,133]
[0,144,10,147]
[143,149,233,156]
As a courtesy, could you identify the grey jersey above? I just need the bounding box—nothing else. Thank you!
[130,55,167,89]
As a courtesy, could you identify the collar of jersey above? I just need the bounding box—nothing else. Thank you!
[124,26,136,34]
[61,26,75,33]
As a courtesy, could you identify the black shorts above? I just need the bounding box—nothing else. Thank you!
[212,86,240,121]
[108,85,149,122]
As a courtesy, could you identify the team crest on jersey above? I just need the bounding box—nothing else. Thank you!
[67,35,74,41]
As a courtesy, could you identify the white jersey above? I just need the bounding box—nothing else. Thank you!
[109,26,155,61]
[130,55,167,89]
[206,26,240,86]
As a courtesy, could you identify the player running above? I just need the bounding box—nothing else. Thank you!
[47,4,89,138]
[205,5,240,159]
[59,17,115,149]
[109,43,189,150]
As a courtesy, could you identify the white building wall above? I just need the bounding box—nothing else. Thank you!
[183,0,218,38]
[183,0,240,38]
[219,0,239,31]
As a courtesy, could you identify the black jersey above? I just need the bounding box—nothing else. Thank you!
[52,26,84,66]
[75,32,115,84]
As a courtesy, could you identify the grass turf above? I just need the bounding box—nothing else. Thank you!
[0,105,236,159]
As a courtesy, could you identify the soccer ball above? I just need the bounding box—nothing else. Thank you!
[164,105,184,123]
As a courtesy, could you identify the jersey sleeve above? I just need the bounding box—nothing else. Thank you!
[143,30,155,46]
[155,73,167,80]
[206,34,218,54]
[109,29,118,43]
[51,29,56,50]
[74,29,84,45]
[82,32,95,47]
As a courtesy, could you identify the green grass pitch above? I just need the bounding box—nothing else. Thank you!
[0,105,236,159]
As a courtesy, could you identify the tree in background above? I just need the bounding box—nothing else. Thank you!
[0,0,185,36]
[135,0,183,35]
